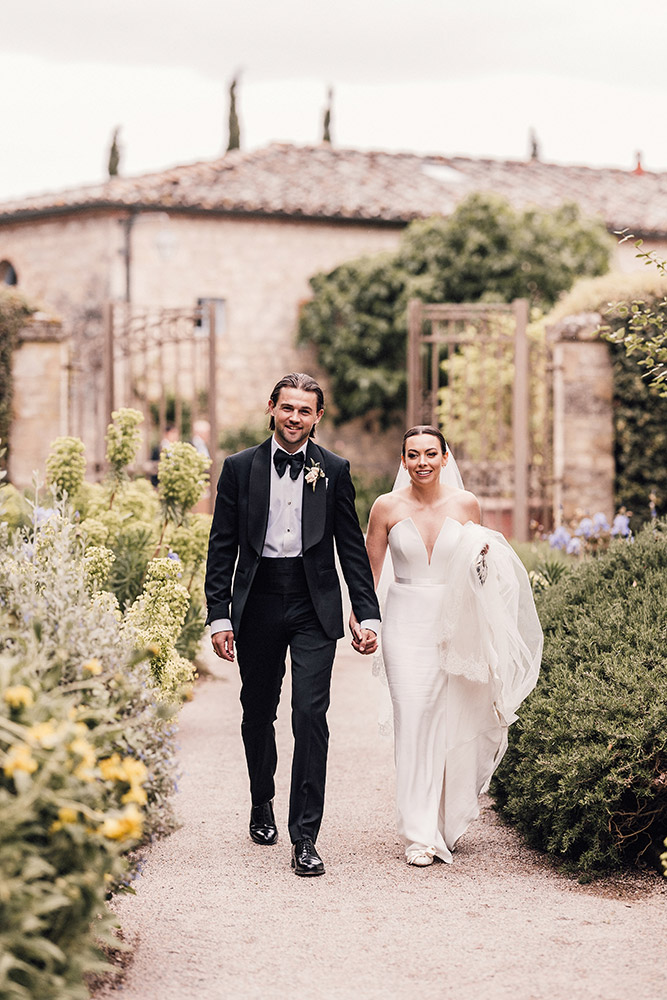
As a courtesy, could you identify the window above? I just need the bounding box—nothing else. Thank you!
[0,260,18,285]
[195,297,225,338]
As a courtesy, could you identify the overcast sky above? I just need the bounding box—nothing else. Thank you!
[1,0,666,200]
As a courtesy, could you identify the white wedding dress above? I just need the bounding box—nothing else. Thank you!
[381,515,542,864]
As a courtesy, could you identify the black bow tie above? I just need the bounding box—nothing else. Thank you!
[273,449,305,480]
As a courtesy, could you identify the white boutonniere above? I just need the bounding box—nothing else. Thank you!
[304,460,326,491]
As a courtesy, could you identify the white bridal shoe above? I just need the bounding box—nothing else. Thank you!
[406,849,435,867]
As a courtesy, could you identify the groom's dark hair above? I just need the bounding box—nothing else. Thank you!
[267,373,325,437]
[402,425,448,455]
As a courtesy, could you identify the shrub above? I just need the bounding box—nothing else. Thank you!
[492,520,667,873]
[0,500,180,996]
[0,655,143,1000]
[45,437,87,500]
[0,405,213,995]
[105,407,144,498]
[75,412,211,660]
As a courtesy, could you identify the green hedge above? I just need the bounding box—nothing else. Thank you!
[492,520,667,874]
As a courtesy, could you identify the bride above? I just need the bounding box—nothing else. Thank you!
[361,426,542,867]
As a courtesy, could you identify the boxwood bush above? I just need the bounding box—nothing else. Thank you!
[492,520,667,873]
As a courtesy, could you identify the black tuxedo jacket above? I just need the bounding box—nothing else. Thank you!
[205,437,380,640]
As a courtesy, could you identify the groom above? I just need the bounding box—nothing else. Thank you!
[205,372,380,876]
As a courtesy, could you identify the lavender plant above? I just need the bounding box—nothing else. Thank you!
[548,509,632,557]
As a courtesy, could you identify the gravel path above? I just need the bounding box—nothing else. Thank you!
[96,642,667,1000]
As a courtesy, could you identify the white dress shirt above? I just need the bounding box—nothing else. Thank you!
[210,436,379,637]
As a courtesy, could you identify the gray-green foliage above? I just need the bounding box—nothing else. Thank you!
[0,500,179,998]
[298,194,612,425]
[492,521,667,873]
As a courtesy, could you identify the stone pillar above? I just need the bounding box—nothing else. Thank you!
[9,316,69,488]
[549,312,614,524]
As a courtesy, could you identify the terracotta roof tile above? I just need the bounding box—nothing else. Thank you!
[0,142,665,235]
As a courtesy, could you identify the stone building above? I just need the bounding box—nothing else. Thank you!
[2,142,667,514]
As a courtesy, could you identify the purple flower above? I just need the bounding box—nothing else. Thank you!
[34,506,57,526]
[167,551,180,561]
[592,512,610,533]
[611,513,631,537]
[575,517,594,538]
[548,526,571,550]
[566,537,582,555]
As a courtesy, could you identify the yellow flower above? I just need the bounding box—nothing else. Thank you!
[50,806,79,832]
[82,658,103,676]
[4,743,38,778]
[3,685,35,709]
[100,804,143,842]
[27,720,60,748]
[122,783,148,806]
[99,753,124,782]
[69,736,97,781]
[121,757,148,784]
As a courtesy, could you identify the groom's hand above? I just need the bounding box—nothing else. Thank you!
[211,630,235,662]
[351,626,378,656]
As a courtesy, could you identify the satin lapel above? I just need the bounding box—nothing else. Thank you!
[302,441,327,552]
[247,438,272,555]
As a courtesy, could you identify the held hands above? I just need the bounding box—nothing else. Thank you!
[211,630,235,662]
[349,613,378,656]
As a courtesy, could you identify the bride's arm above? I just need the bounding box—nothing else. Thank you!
[365,497,390,587]
[349,497,389,636]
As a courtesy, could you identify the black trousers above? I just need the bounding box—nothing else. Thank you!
[235,558,337,844]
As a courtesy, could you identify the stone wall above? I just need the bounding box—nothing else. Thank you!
[9,316,69,489]
[0,209,404,472]
[549,312,614,523]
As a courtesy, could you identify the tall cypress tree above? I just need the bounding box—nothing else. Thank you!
[322,87,333,144]
[227,76,241,152]
[108,127,120,177]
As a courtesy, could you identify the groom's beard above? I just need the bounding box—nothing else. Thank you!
[275,425,310,452]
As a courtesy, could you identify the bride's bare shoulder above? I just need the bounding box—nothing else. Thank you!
[369,490,405,524]
[370,491,398,514]
[448,489,481,524]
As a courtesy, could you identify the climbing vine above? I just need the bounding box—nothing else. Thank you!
[0,288,34,472]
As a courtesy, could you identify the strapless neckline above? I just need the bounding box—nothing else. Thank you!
[388,515,460,566]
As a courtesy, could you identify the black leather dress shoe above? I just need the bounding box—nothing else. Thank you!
[249,801,278,845]
[291,838,325,876]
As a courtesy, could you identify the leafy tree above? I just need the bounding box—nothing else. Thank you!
[227,75,241,152]
[298,194,612,425]
[599,238,667,395]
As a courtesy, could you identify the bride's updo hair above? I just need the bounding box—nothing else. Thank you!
[402,425,448,456]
